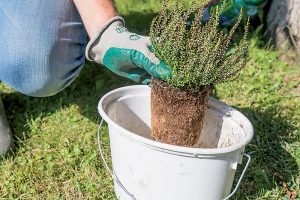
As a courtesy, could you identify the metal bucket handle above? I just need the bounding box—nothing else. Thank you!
[98,119,251,200]
[97,119,137,200]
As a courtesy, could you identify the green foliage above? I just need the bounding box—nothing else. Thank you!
[150,0,250,91]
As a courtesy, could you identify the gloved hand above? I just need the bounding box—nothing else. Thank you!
[203,0,266,27]
[85,16,172,84]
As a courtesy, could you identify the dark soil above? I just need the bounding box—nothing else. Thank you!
[151,78,211,147]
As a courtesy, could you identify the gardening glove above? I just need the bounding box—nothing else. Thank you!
[85,16,172,84]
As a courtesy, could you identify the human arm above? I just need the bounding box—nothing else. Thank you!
[73,0,118,38]
[73,0,171,84]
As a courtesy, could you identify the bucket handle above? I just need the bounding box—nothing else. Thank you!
[98,119,251,200]
[223,153,251,200]
[97,119,137,200]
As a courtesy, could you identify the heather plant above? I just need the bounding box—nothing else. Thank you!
[150,0,250,91]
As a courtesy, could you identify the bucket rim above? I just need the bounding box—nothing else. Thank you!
[98,85,254,156]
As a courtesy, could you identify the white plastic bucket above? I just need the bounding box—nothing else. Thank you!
[98,85,253,200]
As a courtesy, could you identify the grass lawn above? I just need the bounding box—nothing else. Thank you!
[1,0,299,199]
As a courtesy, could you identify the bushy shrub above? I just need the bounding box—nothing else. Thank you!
[150,0,250,91]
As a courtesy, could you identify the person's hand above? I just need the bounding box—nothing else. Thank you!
[85,16,171,84]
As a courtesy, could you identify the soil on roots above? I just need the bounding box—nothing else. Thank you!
[151,78,211,147]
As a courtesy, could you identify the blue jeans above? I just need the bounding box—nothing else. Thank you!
[0,0,87,97]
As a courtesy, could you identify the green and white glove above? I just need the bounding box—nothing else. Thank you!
[85,16,171,84]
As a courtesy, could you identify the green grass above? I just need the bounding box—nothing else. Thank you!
[1,1,299,199]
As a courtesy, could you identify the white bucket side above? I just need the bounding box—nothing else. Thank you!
[98,85,254,200]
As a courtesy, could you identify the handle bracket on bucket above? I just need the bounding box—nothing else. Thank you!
[97,119,137,200]
[223,153,251,200]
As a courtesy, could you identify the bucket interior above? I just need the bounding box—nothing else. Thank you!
[103,87,250,149]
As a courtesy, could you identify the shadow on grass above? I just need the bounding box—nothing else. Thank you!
[232,106,299,199]
[211,88,298,198]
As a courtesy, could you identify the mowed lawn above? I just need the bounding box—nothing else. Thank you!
[0,0,299,199]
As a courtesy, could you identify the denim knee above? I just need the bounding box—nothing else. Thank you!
[0,0,87,97]
[0,36,86,97]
